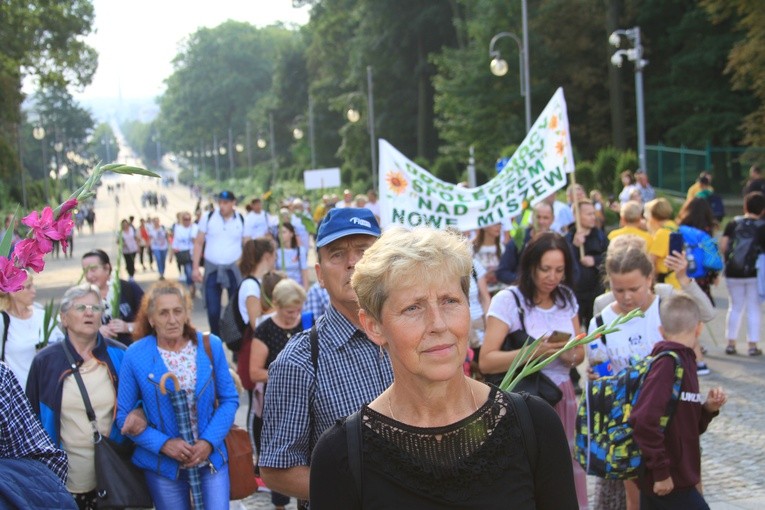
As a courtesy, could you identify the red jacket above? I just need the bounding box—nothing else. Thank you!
[629,341,718,492]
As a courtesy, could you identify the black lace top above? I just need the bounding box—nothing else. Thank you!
[310,387,578,509]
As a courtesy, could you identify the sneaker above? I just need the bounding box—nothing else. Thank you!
[255,476,270,493]
[696,362,711,376]
[749,347,763,356]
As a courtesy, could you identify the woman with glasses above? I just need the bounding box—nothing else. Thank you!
[81,249,144,346]
[26,283,146,509]
[0,272,64,388]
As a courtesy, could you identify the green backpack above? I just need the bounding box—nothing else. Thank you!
[574,350,684,480]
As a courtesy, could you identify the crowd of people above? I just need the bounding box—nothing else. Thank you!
[0,165,763,509]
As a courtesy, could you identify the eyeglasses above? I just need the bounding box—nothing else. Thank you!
[72,304,104,313]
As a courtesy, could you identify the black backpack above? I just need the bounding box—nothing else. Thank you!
[219,276,259,351]
[725,217,765,277]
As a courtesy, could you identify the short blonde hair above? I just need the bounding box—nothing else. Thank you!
[272,279,307,309]
[660,293,701,335]
[351,226,472,322]
[645,198,673,221]
[620,201,644,223]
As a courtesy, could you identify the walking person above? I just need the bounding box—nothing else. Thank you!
[192,191,245,336]
[26,284,145,509]
[116,281,238,510]
[120,218,140,281]
[275,223,309,290]
[148,217,169,280]
[138,218,153,271]
[259,208,390,504]
[310,227,577,509]
[720,191,765,356]
[479,232,588,508]
[170,212,198,295]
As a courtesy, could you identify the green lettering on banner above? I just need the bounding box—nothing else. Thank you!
[477,213,496,226]
[454,204,468,216]
[544,166,564,187]
[407,211,444,228]
[392,208,407,224]
[528,159,545,178]
[418,196,433,210]
[531,179,546,196]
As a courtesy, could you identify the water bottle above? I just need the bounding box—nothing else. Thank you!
[685,244,697,275]
[588,341,613,377]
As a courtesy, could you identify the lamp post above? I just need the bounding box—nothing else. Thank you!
[489,25,531,133]
[344,66,377,190]
[213,133,220,182]
[246,120,253,170]
[227,127,234,175]
[308,95,317,170]
[32,125,49,202]
[610,26,648,172]
[269,112,277,187]
[53,141,63,200]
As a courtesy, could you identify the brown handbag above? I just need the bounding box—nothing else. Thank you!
[203,334,259,500]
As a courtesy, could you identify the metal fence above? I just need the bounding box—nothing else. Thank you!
[646,144,765,196]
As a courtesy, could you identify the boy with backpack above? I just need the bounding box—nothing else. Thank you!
[630,294,727,509]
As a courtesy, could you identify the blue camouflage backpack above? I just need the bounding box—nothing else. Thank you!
[574,351,684,480]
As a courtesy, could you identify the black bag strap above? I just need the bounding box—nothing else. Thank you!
[506,391,538,473]
[61,340,99,438]
[345,410,363,504]
[509,288,527,332]
[308,325,319,451]
[1,311,9,362]
[595,314,606,345]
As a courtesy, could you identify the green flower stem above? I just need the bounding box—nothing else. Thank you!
[499,308,644,392]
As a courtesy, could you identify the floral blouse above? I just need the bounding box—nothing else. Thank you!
[158,341,199,440]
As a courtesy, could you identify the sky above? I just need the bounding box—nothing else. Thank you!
[74,0,310,101]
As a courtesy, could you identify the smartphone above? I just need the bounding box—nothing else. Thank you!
[547,330,572,344]
[669,232,684,256]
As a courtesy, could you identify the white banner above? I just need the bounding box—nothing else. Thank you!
[378,87,574,231]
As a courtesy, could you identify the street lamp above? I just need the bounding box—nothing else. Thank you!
[292,127,304,140]
[32,125,49,202]
[610,26,648,173]
[346,107,360,123]
[489,1,531,133]
[256,137,267,149]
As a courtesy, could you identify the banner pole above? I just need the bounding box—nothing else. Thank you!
[568,170,585,258]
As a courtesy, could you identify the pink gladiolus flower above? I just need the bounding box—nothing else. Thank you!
[21,207,65,254]
[0,256,27,293]
[53,215,75,252]
[12,239,46,273]
[58,198,78,217]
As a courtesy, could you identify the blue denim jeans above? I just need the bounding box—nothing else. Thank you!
[181,262,193,286]
[204,267,238,336]
[144,464,229,510]
[153,249,168,276]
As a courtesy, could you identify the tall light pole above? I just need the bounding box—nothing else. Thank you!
[246,120,253,170]
[308,95,317,170]
[54,141,63,200]
[32,125,48,202]
[610,26,648,172]
[489,0,531,133]
[213,133,220,182]
[367,66,377,191]
[269,112,277,187]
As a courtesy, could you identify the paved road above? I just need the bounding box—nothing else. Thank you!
[30,162,764,509]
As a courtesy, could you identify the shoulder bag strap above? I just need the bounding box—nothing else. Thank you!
[594,314,606,345]
[509,288,528,332]
[202,333,219,408]
[506,391,538,473]
[345,410,363,504]
[1,311,9,362]
[308,325,319,451]
[61,341,99,438]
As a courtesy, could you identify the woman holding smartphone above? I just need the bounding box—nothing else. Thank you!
[480,232,587,509]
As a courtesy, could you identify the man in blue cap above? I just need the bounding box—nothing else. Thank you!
[260,208,392,505]
[192,190,245,335]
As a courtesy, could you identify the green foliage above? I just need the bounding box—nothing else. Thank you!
[431,155,462,184]
[575,161,596,192]
[593,147,622,196]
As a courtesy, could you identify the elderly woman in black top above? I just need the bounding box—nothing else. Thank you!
[309,226,577,509]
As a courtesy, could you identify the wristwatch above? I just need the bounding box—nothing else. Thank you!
[127,324,134,334]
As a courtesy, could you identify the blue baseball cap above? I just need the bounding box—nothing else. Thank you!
[217,190,236,201]
[316,207,381,248]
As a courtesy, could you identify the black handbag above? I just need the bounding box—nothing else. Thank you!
[175,249,192,265]
[62,342,153,509]
[484,290,563,406]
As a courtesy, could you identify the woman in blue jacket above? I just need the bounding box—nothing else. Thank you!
[116,281,238,510]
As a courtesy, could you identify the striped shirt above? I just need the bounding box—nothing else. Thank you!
[260,305,393,468]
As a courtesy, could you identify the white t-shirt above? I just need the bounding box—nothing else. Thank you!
[469,259,487,321]
[121,227,139,254]
[551,201,574,234]
[364,201,381,219]
[475,244,506,294]
[487,286,578,385]
[619,184,638,204]
[587,296,662,373]
[1,307,64,389]
[244,211,270,239]
[147,224,169,250]
[276,247,307,285]
[172,223,198,252]
[198,210,244,265]
[238,278,262,327]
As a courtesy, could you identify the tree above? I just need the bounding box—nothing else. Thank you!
[700,0,765,146]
